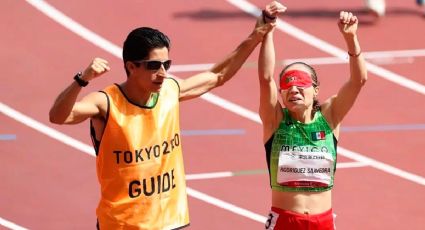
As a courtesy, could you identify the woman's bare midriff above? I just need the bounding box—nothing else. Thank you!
[272,189,332,215]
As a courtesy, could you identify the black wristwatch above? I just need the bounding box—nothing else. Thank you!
[73,72,89,87]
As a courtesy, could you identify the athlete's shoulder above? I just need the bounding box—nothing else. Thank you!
[165,77,180,91]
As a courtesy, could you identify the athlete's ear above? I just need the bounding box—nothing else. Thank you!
[313,86,319,96]
[126,61,137,75]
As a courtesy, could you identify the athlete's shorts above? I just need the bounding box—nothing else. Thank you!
[265,207,336,230]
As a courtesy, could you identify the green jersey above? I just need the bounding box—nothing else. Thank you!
[265,109,337,192]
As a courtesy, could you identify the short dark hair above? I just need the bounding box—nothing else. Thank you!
[122,27,171,76]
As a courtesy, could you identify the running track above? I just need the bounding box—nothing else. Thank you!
[1,0,425,229]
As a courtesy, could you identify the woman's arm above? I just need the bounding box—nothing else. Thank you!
[322,11,368,133]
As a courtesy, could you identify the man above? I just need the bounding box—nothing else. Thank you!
[49,17,274,229]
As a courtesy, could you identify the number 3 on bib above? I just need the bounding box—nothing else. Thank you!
[265,211,278,229]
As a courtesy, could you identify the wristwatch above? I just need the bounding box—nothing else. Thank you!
[73,72,89,87]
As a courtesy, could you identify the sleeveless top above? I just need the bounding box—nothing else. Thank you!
[92,78,189,229]
[265,108,337,192]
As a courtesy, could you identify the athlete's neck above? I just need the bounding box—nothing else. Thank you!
[120,82,152,107]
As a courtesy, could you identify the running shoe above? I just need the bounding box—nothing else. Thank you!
[364,0,386,16]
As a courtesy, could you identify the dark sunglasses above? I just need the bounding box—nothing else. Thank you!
[133,59,172,71]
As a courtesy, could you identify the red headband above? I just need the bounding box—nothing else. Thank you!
[280,70,313,90]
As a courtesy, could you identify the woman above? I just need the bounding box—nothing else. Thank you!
[258,2,367,229]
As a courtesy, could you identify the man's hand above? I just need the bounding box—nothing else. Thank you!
[81,57,110,82]
[253,21,276,42]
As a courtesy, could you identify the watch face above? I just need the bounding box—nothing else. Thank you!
[74,72,88,87]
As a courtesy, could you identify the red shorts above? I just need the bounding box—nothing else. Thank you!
[265,207,336,230]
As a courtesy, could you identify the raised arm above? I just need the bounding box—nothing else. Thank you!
[49,58,110,124]
[176,17,275,101]
[322,11,368,133]
[258,1,287,142]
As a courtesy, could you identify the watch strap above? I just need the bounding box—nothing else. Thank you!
[73,72,89,87]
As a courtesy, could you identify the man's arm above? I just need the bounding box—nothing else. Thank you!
[49,58,110,124]
[176,18,275,101]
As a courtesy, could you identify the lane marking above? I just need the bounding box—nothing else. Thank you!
[227,0,425,96]
[186,187,267,223]
[0,217,28,230]
[337,161,369,169]
[0,103,95,157]
[25,0,121,57]
[283,49,425,66]
[186,162,368,180]
[0,134,16,140]
[338,146,425,186]
[170,48,425,72]
[182,129,245,136]
[341,124,425,132]
[171,63,215,73]
[187,171,233,181]
[14,0,424,226]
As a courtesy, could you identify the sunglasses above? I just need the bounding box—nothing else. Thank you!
[133,59,172,71]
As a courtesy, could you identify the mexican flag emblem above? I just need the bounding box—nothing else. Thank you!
[311,131,326,141]
[286,76,296,83]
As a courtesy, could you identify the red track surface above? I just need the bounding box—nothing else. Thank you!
[1,0,424,229]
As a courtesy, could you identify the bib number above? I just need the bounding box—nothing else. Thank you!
[277,150,334,187]
[265,210,278,230]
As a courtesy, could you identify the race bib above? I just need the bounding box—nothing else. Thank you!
[277,150,334,187]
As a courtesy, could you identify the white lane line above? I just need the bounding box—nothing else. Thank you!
[187,172,234,180]
[186,162,368,181]
[25,0,121,58]
[337,161,368,169]
[341,123,425,132]
[0,101,266,224]
[0,217,28,230]
[18,0,425,226]
[364,49,425,59]
[170,63,214,73]
[186,188,267,223]
[0,103,95,156]
[284,49,425,66]
[227,0,425,96]
[170,48,425,72]
[200,92,262,123]
[339,147,425,185]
